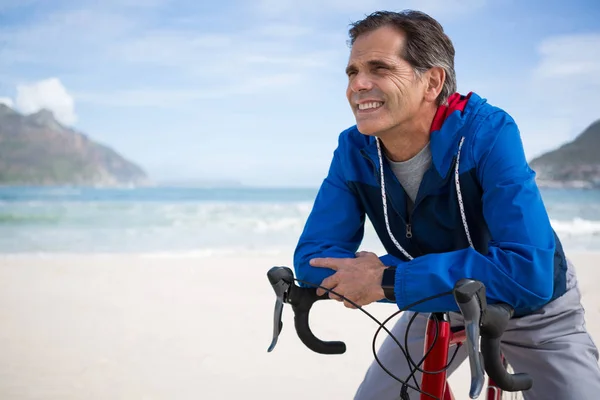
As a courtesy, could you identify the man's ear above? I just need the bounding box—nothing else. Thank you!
[424,66,445,103]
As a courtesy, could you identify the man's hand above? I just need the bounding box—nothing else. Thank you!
[309,251,387,308]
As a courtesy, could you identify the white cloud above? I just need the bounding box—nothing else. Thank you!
[0,9,139,68]
[0,0,488,111]
[255,0,487,19]
[0,0,39,12]
[111,28,341,73]
[15,78,77,125]
[0,97,14,107]
[535,33,600,81]
[253,24,314,38]
[531,33,600,117]
[514,33,600,159]
[73,73,304,107]
[0,5,344,107]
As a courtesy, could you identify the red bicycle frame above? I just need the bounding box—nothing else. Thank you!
[420,312,504,400]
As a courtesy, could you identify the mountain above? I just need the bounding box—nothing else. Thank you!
[529,119,600,189]
[0,104,149,186]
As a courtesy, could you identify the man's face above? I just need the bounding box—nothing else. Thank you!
[345,25,426,136]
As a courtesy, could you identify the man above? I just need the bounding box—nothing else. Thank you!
[293,9,600,400]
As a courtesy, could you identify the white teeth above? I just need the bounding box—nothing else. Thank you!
[358,102,383,110]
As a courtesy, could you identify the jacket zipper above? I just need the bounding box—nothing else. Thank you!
[360,150,406,224]
[360,136,464,255]
[361,148,430,259]
[406,195,413,238]
[405,153,459,239]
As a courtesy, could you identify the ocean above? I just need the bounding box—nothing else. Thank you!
[1,186,599,256]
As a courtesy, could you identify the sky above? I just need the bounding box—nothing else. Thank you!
[0,0,599,187]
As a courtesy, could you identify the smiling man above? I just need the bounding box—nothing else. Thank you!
[293,9,600,400]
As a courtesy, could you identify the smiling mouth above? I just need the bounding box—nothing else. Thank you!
[357,101,384,111]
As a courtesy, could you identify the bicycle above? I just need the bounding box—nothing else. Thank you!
[266,266,533,400]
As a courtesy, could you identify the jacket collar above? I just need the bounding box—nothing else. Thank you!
[358,92,483,211]
[360,92,481,180]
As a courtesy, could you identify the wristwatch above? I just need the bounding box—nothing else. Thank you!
[381,266,396,301]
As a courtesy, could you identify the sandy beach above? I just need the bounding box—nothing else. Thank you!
[0,251,598,399]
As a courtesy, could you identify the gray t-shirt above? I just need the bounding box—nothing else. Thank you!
[386,143,432,212]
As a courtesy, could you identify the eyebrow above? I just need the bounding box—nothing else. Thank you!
[345,59,393,75]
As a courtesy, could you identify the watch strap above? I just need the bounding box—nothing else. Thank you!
[381,266,396,302]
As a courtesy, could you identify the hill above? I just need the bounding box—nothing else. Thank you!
[0,104,149,186]
[530,119,600,189]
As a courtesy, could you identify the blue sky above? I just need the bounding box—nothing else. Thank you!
[0,0,599,187]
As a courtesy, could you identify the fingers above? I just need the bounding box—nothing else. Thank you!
[331,290,344,302]
[343,299,358,309]
[316,274,339,297]
[356,251,377,259]
[326,283,344,302]
[309,257,341,270]
[311,253,377,268]
[310,254,379,308]
[316,278,345,302]
[316,285,344,302]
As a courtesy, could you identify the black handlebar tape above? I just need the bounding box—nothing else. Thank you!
[480,304,533,392]
[288,285,346,354]
[293,308,346,354]
[481,336,533,392]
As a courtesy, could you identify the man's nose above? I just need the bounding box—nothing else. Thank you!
[349,72,373,92]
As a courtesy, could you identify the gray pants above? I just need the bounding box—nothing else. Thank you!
[354,263,600,399]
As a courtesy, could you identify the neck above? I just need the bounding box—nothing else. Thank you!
[379,103,437,162]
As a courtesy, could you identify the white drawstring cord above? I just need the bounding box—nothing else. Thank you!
[375,136,474,261]
[376,138,414,261]
[455,137,474,248]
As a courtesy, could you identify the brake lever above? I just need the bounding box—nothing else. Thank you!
[267,266,294,352]
[454,279,487,399]
[266,266,345,355]
[268,295,285,352]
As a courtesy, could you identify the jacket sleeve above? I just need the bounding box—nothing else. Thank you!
[391,111,556,313]
[293,133,367,288]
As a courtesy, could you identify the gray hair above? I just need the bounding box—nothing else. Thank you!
[348,10,457,105]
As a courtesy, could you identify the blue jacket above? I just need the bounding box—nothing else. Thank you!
[293,92,568,317]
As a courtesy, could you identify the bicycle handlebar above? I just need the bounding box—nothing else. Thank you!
[453,278,533,397]
[267,265,346,354]
[266,267,533,396]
